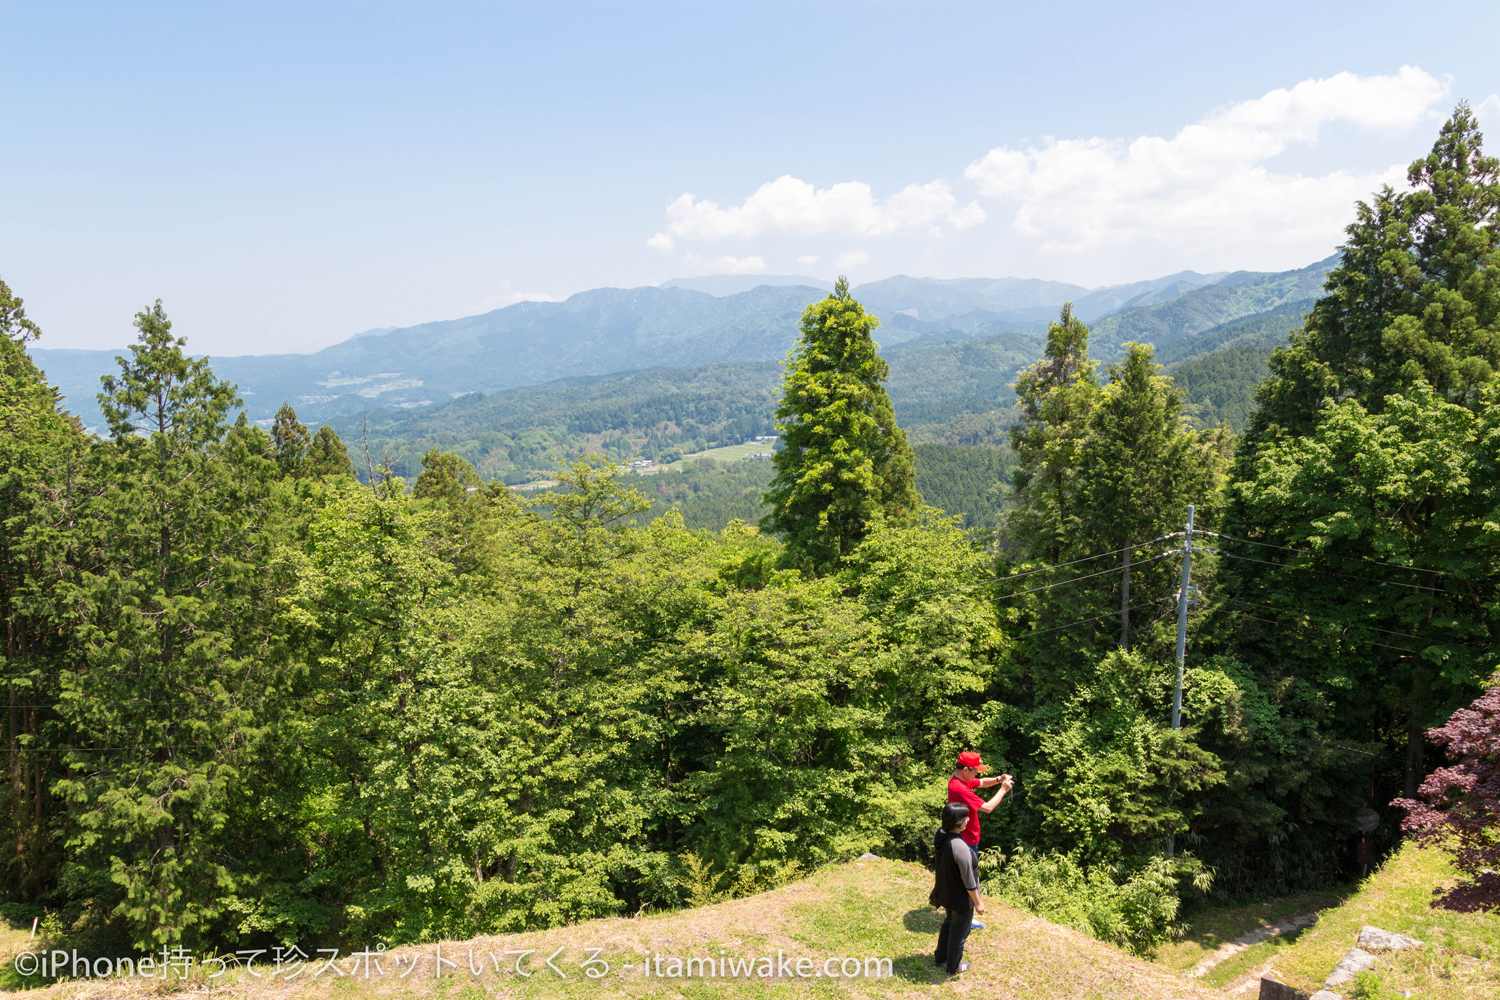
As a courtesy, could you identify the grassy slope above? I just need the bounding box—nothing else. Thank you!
[4,860,1221,1000]
[1171,843,1499,997]
[1273,842,1499,997]
[1155,889,1343,977]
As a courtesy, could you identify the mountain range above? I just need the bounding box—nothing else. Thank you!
[27,256,1337,432]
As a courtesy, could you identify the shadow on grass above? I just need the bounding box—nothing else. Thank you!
[887,908,950,984]
[902,907,944,933]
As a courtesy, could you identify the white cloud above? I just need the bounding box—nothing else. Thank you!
[834,250,869,270]
[948,200,986,230]
[796,254,821,264]
[704,255,766,274]
[1477,94,1500,127]
[649,176,980,247]
[964,66,1449,254]
[646,232,675,253]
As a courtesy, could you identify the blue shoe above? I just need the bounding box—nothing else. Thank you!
[970,919,985,930]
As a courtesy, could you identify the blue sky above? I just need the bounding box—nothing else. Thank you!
[4,1,1499,355]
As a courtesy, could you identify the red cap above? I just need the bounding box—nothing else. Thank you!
[957,751,989,772]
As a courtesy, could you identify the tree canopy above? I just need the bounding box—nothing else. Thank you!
[760,276,920,573]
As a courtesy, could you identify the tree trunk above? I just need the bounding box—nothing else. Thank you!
[1404,722,1425,801]
[1119,540,1132,651]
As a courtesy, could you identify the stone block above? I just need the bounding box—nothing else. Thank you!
[1258,976,1311,1000]
[1356,925,1423,951]
[1324,946,1377,988]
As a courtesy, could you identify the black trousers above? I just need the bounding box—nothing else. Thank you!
[934,905,973,973]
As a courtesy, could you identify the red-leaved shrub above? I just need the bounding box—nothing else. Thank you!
[1392,682,1500,912]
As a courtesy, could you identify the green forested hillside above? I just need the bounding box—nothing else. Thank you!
[912,443,1013,530]
[883,331,1039,405]
[335,332,1045,482]
[617,445,1012,536]
[1154,297,1312,366]
[1172,340,1279,431]
[1162,300,1314,431]
[633,458,776,530]
[334,362,783,482]
[1089,256,1333,355]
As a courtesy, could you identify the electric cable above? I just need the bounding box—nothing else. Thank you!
[1195,546,1442,593]
[1202,530,1456,577]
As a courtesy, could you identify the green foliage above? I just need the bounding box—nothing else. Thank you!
[1347,969,1400,1000]
[761,278,921,573]
[0,281,83,907]
[413,447,483,501]
[48,302,294,949]
[1216,106,1500,888]
[909,444,1013,531]
[1009,304,1099,543]
[271,402,311,477]
[1006,313,1227,681]
[1020,650,1225,861]
[0,276,42,344]
[984,848,1211,955]
[307,423,356,478]
[1252,103,1500,442]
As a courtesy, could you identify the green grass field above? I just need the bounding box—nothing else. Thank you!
[665,441,776,468]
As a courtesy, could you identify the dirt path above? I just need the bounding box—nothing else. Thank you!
[1184,911,1321,994]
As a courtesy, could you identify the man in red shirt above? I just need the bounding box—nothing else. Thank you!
[945,750,1013,929]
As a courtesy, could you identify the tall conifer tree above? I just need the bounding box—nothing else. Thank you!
[1249,102,1500,446]
[761,277,919,573]
[1230,104,1500,801]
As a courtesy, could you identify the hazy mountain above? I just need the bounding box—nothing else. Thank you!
[28,256,1334,432]
[660,275,833,295]
[31,284,832,429]
[852,269,1232,324]
[849,275,1089,322]
[1089,255,1336,355]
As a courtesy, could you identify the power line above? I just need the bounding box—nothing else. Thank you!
[1218,597,1429,641]
[1203,530,1455,578]
[1223,609,1420,655]
[1197,546,1441,593]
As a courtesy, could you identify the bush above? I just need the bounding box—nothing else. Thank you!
[982,847,1211,955]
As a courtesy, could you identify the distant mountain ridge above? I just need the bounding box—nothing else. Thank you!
[660,274,833,295]
[852,269,1231,324]
[1088,255,1337,354]
[28,255,1336,431]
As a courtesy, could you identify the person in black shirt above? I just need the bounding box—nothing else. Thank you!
[929,801,983,974]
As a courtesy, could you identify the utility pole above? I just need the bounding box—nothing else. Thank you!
[1171,505,1194,730]
[1166,505,1194,858]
